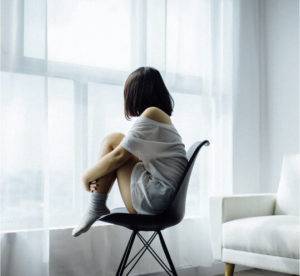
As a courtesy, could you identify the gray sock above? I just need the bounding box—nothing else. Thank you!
[72,192,110,237]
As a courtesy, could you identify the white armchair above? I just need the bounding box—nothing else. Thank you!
[210,154,300,275]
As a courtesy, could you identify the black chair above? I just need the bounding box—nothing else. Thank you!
[100,140,210,275]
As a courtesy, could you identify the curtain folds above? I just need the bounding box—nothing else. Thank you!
[1,0,237,275]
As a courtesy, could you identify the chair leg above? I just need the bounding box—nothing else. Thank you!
[116,231,136,276]
[225,263,235,276]
[116,231,177,276]
[158,231,178,276]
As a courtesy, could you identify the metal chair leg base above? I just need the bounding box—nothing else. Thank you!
[115,230,177,276]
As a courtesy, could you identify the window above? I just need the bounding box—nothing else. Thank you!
[47,0,132,70]
[1,0,215,231]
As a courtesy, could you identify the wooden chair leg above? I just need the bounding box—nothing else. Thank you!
[225,263,235,276]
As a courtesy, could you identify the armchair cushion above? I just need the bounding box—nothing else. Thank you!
[223,215,300,259]
[275,154,300,216]
[209,194,276,260]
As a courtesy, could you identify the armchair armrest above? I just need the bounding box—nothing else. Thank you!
[209,193,276,260]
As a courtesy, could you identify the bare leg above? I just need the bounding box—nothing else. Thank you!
[116,156,140,213]
[90,133,140,214]
[84,132,125,193]
[73,133,127,237]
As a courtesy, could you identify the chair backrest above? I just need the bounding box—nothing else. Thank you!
[275,153,300,216]
[163,140,210,223]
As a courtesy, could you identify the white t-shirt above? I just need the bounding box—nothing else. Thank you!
[120,115,188,214]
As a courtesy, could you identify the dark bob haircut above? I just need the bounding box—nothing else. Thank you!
[124,67,174,120]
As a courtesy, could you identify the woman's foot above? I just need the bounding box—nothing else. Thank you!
[72,192,110,237]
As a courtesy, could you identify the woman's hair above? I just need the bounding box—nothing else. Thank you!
[124,67,174,120]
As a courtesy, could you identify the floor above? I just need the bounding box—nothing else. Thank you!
[231,270,289,276]
[145,268,290,276]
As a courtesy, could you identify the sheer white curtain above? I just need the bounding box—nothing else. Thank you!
[1,0,236,275]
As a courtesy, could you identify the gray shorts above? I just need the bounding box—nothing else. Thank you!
[130,162,175,215]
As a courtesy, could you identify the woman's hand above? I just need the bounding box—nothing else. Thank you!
[89,180,98,193]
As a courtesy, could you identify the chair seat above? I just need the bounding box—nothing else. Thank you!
[223,215,300,259]
[99,207,177,231]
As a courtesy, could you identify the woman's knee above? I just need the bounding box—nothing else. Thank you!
[101,132,125,150]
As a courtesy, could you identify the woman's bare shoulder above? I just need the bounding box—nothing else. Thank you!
[142,107,172,124]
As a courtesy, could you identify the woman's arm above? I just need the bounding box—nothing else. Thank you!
[82,107,168,189]
[81,145,133,188]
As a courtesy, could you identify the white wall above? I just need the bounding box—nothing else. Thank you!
[233,0,299,194]
[260,0,300,192]
[233,0,262,194]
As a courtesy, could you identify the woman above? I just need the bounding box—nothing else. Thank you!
[72,67,188,237]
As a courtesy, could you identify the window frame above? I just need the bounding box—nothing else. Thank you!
[1,0,203,94]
